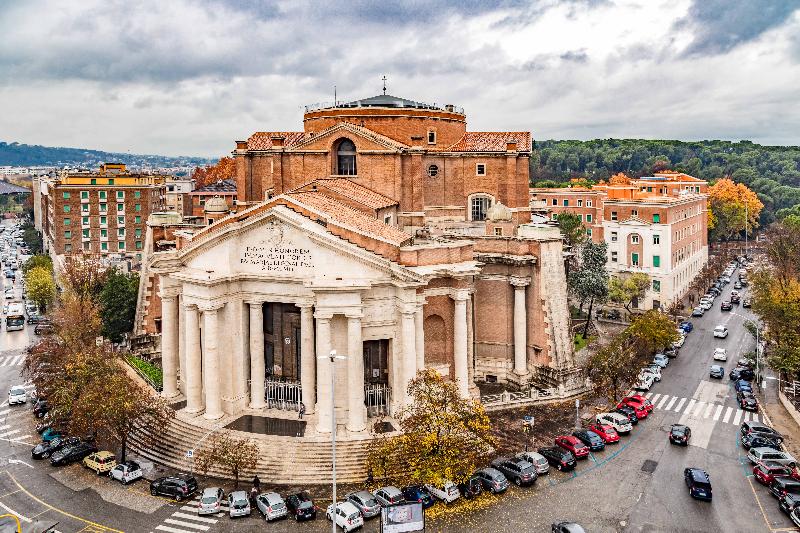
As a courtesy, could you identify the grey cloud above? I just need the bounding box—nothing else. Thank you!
[678,0,800,56]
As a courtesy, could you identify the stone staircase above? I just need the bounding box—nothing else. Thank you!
[128,413,372,485]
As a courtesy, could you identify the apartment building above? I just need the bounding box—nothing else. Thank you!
[37,163,166,260]
[164,176,194,216]
[531,172,709,310]
[188,179,236,220]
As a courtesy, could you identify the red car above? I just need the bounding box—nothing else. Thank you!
[753,461,800,486]
[554,435,590,459]
[587,423,620,444]
[620,395,653,417]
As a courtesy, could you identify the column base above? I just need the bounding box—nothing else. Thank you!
[184,406,205,415]
[203,411,224,420]
[249,401,267,410]
[161,389,180,400]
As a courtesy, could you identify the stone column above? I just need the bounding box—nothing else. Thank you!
[202,306,224,420]
[401,309,417,395]
[315,313,333,434]
[452,291,470,398]
[160,294,179,398]
[346,314,366,432]
[299,303,316,415]
[414,300,425,371]
[184,304,203,413]
[248,302,266,409]
[511,276,531,377]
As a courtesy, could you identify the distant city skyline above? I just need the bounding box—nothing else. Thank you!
[1,0,799,157]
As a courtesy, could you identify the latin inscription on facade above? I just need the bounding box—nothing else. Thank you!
[240,245,312,273]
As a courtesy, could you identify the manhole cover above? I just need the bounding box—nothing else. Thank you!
[641,459,658,473]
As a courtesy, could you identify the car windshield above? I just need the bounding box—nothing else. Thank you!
[201,496,218,504]
[298,501,313,509]
[10,387,24,395]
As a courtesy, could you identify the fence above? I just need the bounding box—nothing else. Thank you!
[265,377,302,411]
[365,383,391,417]
[480,383,591,411]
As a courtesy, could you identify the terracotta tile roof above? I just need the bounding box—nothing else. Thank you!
[447,132,531,152]
[247,132,307,150]
[192,179,237,193]
[291,122,409,151]
[312,178,398,210]
[287,191,411,246]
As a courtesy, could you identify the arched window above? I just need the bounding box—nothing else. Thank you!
[469,193,494,221]
[336,139,357,175]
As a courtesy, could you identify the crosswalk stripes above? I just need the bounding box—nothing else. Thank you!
[643,393,758,426]
[151,495,227,533]
[0,355,25,366]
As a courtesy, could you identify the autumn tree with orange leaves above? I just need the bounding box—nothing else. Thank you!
[608,172,631,185]
[707,177,763,242]
[191,157,235,189]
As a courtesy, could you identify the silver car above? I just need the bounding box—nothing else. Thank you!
[345,490,381,519]
[516,451,550,474]
[256,492,287,521]
[228,490,251,518]
[373,486,405,507]
[198,487,224,516]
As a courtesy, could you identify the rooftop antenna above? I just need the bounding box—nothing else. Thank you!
[334,85,337,105]
[382,75,387,95]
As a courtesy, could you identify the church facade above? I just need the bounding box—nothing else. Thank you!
[140,94,581,437]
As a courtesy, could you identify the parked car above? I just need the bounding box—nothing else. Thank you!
[652,354,669,368]
[731,294,741,305]
[33,399,48,418]
[456,475,484,499]
[749,447,797,467]
[769,478,800,499]
[741,420,784,441]
[31,436,78,460]
[256,492,288,521]
[586,423,620,444]
[620,394,653,416]
[672,335,686,348]
[753,461,798,486]
[424,481,460,503]
[402,486,435,508]
[555,436,590,459]
[344,491,380,519]
[780,492,800,515]
[595,412,633,434]
[41,427,62,442]
[109,460,143,485]
[664,347,679,358]
[713,325,729,338]
[34,321,54,335]
[325,501,363,533]
[691,307,704,317]
[613,405,639,425]
[669,424,691,445]
[679,321,694,333]
[572,429,605,452]
[684,468,712,501]
[198,487,225,516]
[228,490,251,518]
[642,366,661,382]
[50,441,98,467]
[741,432,782,451]
[720,300,732,311]
[709,365,725,379]
[491,457,537,486]
[373,486,406,507]
[743,298,752,308]
[149,474,198,502]
[552,523,587,533]
[738,391,758,411]
[735,379,753,393]
[634,372,655,391]
[734,281,742,289]
[8,385,27,405]
[472,467,509,493]
[713,348,727,361]
[730,367,755,381]
[538,447,577,472]
[516,451,550,474]
[285,492,317,521]
[83,451,117,475]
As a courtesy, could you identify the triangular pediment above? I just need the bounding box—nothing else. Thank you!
[290,122,408,152]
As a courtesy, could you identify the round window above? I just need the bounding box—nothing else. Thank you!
[427,165,439,177]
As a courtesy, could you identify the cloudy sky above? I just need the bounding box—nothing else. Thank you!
[1,0,799,157]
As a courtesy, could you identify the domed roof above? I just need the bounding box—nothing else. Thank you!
[204,195,229,214]
[486,201,512,221]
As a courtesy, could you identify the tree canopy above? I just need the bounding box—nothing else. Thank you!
[707,178,764,241]
[190,156,235,189]
[608,273,651,312]
[24,266,55,312]
[99,269,139,343]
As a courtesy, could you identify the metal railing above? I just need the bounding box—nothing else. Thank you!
[265,376,302,411]
[365,383,391,417]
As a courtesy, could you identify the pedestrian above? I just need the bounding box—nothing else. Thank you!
[252,475,260,491]
[298,402,306,420]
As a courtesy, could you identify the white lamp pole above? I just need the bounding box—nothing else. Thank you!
[320,349,345,533]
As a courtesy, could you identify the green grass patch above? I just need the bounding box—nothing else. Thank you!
[574,333,590,351]
[126,355,163,388]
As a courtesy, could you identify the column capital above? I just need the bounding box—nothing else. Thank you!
[345,312,364,320]
[243,299,264,306]
[182,302,199,311]
[450,289,472,302]
[314,311,334,320]
[296,300,315,309]
[510,276,531,288]
[198,302,225,313]
[159,288,181,300]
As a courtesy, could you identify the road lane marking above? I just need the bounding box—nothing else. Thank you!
[684,399,696,414]
[675,398,687,412]
[655,395,668,409]
[651,393,661,403]
[171,512,217,524]
[733,410,743,425]
[713,405,723,421]
[179,506,198,512]
[0,430,20,439]
[693,401,706,417]
[0,499,32,523]
[704,403,715,418]
[162,518,210,531]
[644,392,653,399]
[10,355,22,365]
[724,407,733,423]
[665,397,677,410]
[156,526,198,533]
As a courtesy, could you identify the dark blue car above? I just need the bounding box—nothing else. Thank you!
[572,429,605,451]
[679,321,693,333]
[401,486,435,509]
[735,379,753,393]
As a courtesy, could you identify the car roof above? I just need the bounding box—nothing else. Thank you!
[229,490,248,499]
[348,490,373,500]
[379,486,402,495]
[687,468,709,481]
[201,487,221,496]
[263,491,283,502]
[336,501,359,513]
[752,447,786,454]
[711,365,723,370]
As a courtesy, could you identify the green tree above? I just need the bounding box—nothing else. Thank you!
[557,212,589,254]
[608,273,651,313]
[22,254,52,275]
[21,221,42,253]
[24,266,55,312]
[195,434,260,488]
[625,310,680,357]
[568,242,609,336]
[587,334,639,402]
[99,269,139,343]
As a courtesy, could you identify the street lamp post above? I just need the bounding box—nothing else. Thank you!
[320,349,346,533]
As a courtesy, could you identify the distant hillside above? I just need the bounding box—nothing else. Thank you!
[0,141,213,169]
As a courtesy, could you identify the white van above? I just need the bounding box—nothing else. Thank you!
[596,412,633,434]
[424,481,460,503]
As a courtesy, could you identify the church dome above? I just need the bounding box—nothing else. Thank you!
[486,201,512,221]
[204,195,229,214]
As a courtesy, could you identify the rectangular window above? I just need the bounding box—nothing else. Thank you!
[611,231,618,242]
[62,192,70,199]
[90,178,97,185]
[631,253,639,266]
[108,179,114,185]
[63,205,71,213]
[647,186,653,192]
[551,213,558,221]
[470,196,491,221]
[63,218,71,225]
[578,214,583,221]
[552,198,557,206]
[653,213,661,223]
[135,204,141,212]
[586,200,592,207]
[101,242,108,251]
[135,228,142,238]
[134,190,141,199]
[611,211,617,221]
[100,216,107,225]
[475,163,486,176]
[117,203,124,211]
[577,199,583,207]
[65,244,72,253]
[117,216,125,225]
[118,228,125,237]
[82,204,89,212]
[631,235,640,244]
[494,227,503,236]
[82,216,89,225]
[611,251,618,262]
[586,214,592,223]
[563,199,569,207]
[135,216,141,224]
[653,235,660,245]
[118,241,125,250]
[586,228,592,236]
[82,229,89,238]
[116,191,124,199]
[64,230,71,239]
[81,191,89,199]
[427,131,436,144]
[653,255,661,267]
[631,209,638,217]
[653,280,661,292]
[99,203,107,212]
[135,241,142,250]
[100,229,107,238]
[99,191,106,200]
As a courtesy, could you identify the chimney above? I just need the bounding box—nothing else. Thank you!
[270,135,286,148]
[235,140,248,150]
[506,141,518,152]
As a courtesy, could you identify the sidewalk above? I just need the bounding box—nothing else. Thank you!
[759,381,800,459]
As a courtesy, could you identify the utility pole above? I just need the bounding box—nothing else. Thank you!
[320,350,345,533]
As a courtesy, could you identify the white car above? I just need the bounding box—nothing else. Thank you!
[8,385,27,405]
[713,348,727,361]
[673,335,686,348]
[642,366,661,382]
[713,325,729,338]
[424,481,460,503]
[595,412,632,434]
[634,373,655,391]
[326,501,364,532]
[108,460,143,484]
[700,300,713,311]
[4,290,13,300]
